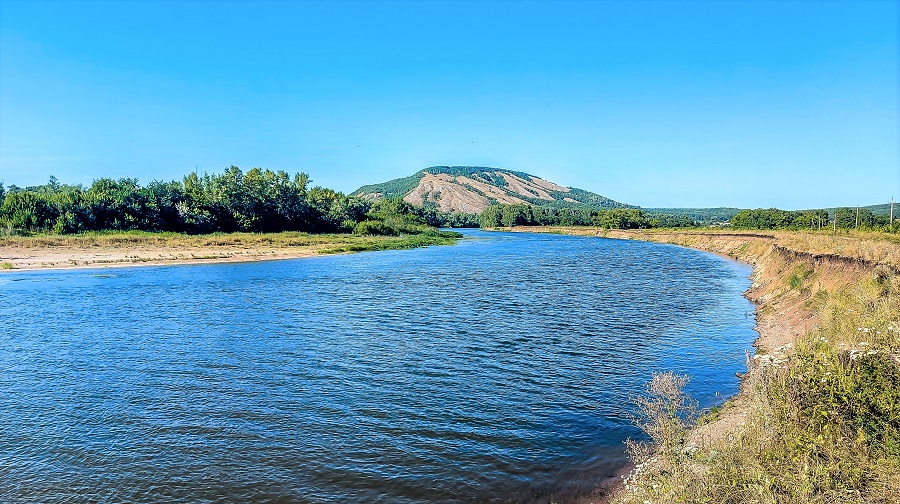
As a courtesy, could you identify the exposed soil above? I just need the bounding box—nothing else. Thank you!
[402,171,577,213]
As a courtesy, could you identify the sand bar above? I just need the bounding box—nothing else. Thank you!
[0,232,453,272]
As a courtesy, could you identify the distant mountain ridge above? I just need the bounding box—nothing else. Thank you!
[352,166,630,214]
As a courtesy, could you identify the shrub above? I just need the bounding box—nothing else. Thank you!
[353,220,396,236]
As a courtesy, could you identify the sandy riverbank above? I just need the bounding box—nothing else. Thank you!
[0,241,320,271]
[0,232,459,271]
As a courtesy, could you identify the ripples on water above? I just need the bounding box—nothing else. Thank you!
[0,230,755,503]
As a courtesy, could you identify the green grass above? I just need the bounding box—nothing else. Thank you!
[1,262,13,269]
[0,229,462,250]
[318,232,460,254]
[788,264,815,290]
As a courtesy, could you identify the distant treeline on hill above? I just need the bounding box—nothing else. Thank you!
[477,204,693,228]
[0,167,464,237]
[478,203,898,232]
[731,207,898,232]
[3,169,896,235]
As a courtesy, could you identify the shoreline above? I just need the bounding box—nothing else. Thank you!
[0,231,460,272]
[0,246,323,272]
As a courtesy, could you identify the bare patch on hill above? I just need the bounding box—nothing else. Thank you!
[401,171,578,213]
[403,172,527,213]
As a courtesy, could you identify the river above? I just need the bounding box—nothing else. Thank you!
[0,229,756,503]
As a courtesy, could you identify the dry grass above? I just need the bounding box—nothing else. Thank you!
[611,228,900,268]
[510,227,900,269]
[770,229,900,267]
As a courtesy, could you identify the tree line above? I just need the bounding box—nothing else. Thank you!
[5,170,895,235]
[731,208,898,232]
[477,204,667,229]
[0,167,463,236]
[479,203,899,232]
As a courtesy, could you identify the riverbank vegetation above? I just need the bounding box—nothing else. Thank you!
[0,167,463,237]
[477,204,660,229]
[478,203,898,233]
[731,207,898,232]
[0,168,465,270]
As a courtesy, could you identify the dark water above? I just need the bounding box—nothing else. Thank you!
[0,230,755,503]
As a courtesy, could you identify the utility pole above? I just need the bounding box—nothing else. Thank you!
[891,198,894,223]
[856,206,859,230]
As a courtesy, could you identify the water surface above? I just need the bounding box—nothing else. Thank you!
[0,230,756,503]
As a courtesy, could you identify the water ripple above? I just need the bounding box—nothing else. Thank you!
[0,230,756,503]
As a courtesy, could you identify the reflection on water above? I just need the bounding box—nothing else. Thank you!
[0,230,755,503]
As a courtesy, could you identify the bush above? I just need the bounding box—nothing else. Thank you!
[627,372,698,464]
[353,220,396,236]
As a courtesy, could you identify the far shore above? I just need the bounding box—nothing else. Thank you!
[0,231,459,272]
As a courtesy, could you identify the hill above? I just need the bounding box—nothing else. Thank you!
[825,202,894,217]
[352,166,630,214]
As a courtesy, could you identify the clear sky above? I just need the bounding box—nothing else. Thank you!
[1,0,897,209]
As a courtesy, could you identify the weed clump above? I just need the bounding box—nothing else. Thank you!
[626,372,698,465]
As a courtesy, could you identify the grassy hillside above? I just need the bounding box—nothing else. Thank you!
[828,202,895,217]
[352,172,425,200]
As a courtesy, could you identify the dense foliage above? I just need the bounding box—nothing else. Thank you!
[0,168,457,236]
[351,172,424,200]
[644,207,742,225]
[477,203,660,228]
[732,207,898,232]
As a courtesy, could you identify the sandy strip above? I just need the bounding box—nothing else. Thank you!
[0,243,325,272]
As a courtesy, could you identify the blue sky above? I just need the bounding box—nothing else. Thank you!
[1,0,897,209]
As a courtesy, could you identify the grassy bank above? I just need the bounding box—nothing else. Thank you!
[0,230,461,270]
[508,227,900,503]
